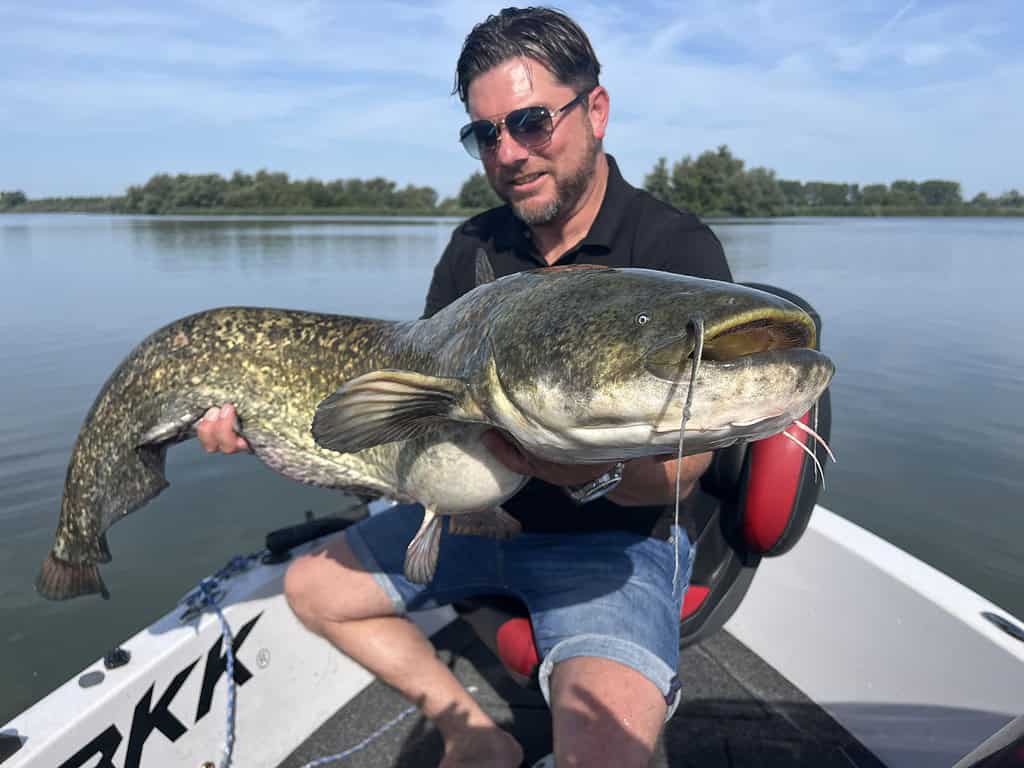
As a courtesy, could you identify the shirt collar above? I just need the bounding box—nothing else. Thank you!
[496,152,633,262]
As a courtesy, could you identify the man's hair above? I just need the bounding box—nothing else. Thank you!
[454,7,601,105]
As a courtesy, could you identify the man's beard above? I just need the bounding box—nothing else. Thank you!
[505,134,600,226]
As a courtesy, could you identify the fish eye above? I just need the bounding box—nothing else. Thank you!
[634,312,651,326]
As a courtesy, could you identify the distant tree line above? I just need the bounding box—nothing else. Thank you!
[0,190,28,209]
[643,145,1023,217]
[117,170,446,214]
[3,148,1022,216]
[1,170,505,215]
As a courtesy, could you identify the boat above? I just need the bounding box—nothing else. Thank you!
[3,285,1023,767]
[3,496,1022,768]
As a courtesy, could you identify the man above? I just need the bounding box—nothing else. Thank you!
[199,8,732,766]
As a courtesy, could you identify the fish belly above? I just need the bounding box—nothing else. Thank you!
[394,426,526,515]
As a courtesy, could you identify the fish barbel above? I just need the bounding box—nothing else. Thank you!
[38,264,834,598]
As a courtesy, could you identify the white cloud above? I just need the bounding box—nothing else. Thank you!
[1,0,1020,199]
[3,72,361,126]
[833,1,917,72]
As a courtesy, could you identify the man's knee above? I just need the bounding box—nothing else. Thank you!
[282,550,326,630]
[549,656,667,767]
[283,533,385,630]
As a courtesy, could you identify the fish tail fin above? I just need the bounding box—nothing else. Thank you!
[36,552,110,601]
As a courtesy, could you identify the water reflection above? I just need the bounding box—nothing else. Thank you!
[125,216,453,274]
[1,220,33,256]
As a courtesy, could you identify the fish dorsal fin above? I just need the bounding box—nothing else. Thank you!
[313,370,470,454]
[474,247,496,287]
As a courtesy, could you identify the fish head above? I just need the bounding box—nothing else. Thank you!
[480,267,835,462]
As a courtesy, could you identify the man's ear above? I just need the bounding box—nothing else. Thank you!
[587,85,610,141]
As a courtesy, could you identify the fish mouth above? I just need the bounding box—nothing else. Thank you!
[644,308,816,380]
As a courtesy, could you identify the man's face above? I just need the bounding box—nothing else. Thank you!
[466,58,606,226]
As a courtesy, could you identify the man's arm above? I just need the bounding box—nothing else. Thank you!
[605,453,712,506]
[480,430,711,506]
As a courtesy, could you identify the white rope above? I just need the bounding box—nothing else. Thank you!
[181,553,260,768]
[198,577,237,768]
[297,705,419,767]
[184,553,424,768]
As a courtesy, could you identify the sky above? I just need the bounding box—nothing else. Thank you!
[2,0,1021,200]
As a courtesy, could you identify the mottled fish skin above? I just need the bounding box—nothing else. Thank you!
[39,267,835,599]
[41,299,527,598]
[411,267,834,463]
[47,310,400,581]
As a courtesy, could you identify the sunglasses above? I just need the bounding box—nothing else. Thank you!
[458,91,589,159]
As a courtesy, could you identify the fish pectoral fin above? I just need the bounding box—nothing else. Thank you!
[404,507,444,584]
[448,506,521,539]
[313,370,473,454]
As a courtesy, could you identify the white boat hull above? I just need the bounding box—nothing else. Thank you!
[1,533,454,768]
[4,505,1022,767]
[726,507,1024,767]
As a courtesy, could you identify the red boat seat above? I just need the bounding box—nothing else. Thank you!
[454,283,832,686]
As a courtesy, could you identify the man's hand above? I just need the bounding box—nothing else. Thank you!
[196,404,251,454]
[480,429,616,487]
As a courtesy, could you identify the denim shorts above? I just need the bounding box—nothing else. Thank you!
[346,503,695,717]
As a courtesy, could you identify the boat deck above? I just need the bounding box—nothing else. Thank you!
[278,617,884,767]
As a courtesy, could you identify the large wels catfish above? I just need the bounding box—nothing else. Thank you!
[38,264,834,599]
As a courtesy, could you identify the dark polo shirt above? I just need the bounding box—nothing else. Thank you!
[422,154,732,537]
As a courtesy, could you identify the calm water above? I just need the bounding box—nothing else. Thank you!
[1,214,1022,723]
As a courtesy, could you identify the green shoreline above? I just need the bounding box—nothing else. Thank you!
[0,203,472,217]
[5,145,1021,218]
[4,205,1023,218]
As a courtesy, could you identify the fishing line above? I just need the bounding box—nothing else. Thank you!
[673,314,704,592]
